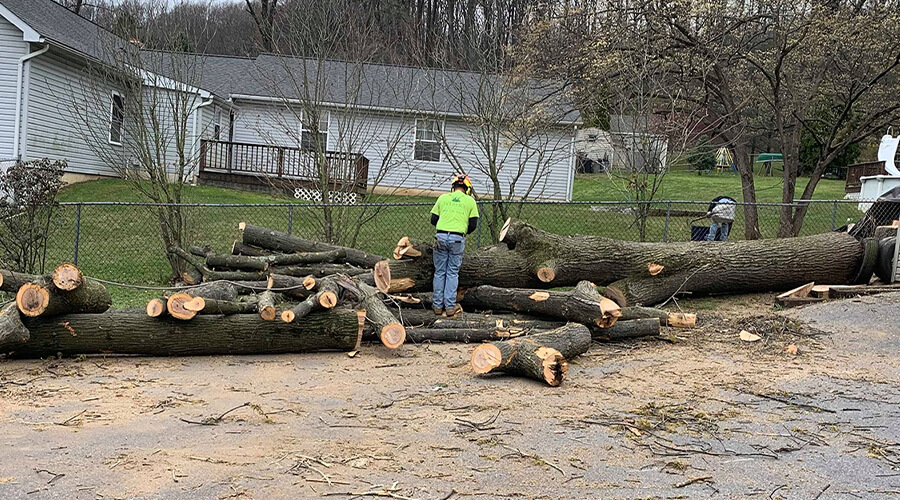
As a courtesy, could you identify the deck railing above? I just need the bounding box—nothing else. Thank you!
[198,139,369,194]
[845,161,885,193]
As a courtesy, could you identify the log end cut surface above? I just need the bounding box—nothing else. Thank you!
[259,306,277,321]
[281,310,295,323]
[471,344,503,374]
[167,293,197,320]
[535,346,568,387]
[53,263,84,291]
[380,323,406,349]
[146,299,166,317]
[16,283,49,317]
[374,260,392,293]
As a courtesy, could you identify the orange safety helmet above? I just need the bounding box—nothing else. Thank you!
[451,173,474,196]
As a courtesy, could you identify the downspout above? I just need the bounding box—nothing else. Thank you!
[188,95,214,183]
[567,124,578,202]
[13,44,49,160]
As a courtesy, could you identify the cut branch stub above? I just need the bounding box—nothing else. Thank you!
[257,291,277,321]
[146,298,166,317]
[52,263,84,291]
[166,293,196,320]
[536,260,556,283]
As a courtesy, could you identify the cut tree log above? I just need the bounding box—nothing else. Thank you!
[383,219,863,305]
[0,269,40,293]
[257,290,277,321]
[459,281,621,328]
[470,323,592,386]
[0,301,29,353]
[280,291,333,323]
[268,264,368,278]
[8,309,361,357]
[591,318,660,340]
[620,306,696,328]
[356,281,405,349]
[15,276,111,317]
[240,223,384,268]
[166,293,196,320]
[267,274,317,298]
[260,249,346,266]
[183,296,259,315]
[180,281,240,301]
[201,270,267,282]
[52,263,83,291]
[232,241,271,257]
[402,328,525,343]
[206,253,268,272]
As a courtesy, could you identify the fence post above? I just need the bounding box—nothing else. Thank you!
[662,201,672,242]
[287,205,294,235]
[831,201,838,231]
[73,203,82,265]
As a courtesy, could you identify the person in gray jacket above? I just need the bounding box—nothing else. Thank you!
[706,196,736,241]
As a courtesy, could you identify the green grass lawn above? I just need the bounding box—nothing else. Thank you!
[49,173,859,308]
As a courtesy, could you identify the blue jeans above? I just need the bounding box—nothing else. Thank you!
[433,233,465,309]
[707,220,731,241]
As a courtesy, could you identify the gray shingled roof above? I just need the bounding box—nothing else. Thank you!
[1,0,126,62]
[157,52,580,123]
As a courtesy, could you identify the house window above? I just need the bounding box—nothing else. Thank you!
[213,108,222,140]
[301,111,329,151]
[109,92,124,145]
[415,119,442,162]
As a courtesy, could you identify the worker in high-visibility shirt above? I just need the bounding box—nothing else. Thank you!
[430,174,479,317]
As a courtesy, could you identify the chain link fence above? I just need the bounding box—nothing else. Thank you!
[42,199,883,286]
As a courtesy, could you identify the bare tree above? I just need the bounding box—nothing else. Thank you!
[247,0,426,246]
[66,38,213,278]
[244,0,278,52]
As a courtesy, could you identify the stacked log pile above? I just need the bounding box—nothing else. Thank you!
[0,217,869,386]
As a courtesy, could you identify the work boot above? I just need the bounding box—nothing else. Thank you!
[433,308,444,316]
[445,304,463,318]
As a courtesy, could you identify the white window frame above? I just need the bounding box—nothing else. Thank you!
[213,107,222,140]
[414,118,443,162]
[301,110,330,151]
[108,91,124,146]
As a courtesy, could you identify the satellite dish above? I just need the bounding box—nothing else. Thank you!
[877,134,900,176]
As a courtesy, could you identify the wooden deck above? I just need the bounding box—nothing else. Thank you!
[198,140,369,196]
[845,161,885,193]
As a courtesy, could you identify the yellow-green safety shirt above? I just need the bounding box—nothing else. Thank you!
[431,191,478,234]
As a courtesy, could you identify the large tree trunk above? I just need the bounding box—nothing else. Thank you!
[383,220,863,305]
[8,309,361,357]
[16,276,112,317]
[459,281,621,328]
[733,141,762,240]
[470,323,592,386]
[0,302,28,353]
[240,223,384,268]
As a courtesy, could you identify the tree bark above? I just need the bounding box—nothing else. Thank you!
[470,323,592,386]
[620,306,696,328]
[384,220,863,305]
[181,281,240,301]
[0,269,40,293]
[241,223,384,268]
[0,302,28,353]
[261,249,346,266]
[8,309,360,357]
[459,282,621,328]
[590,318,660,340]
[206,253,268,271]
[268,263,368,278]
[232,241,271,257]
[16,276,111,317]
[356,281,405,349]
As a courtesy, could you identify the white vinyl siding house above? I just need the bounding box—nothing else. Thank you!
[0,15,27,160]
[0,0,580,199]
